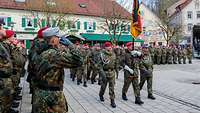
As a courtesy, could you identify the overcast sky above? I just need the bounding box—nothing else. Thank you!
[116,0,144,12]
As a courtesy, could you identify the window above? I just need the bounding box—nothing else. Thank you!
[84,22,96,31]
[197,11,200,19]
[68,21,80,31]
[187,11,192,19]
[87,22,93,30]
[187,23,193,31]
[0,17,11,27]
[26,18,33,28]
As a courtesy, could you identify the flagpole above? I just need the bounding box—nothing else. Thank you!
[132,0,135,50]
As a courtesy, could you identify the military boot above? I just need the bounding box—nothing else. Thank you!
[122,93,128,101]
[148,94,156,100]
[135,97,144,105]
[99,95,104,102]
[110,99,116,108]
[83,82,87,87]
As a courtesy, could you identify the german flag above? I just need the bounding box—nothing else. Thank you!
[130,0,142,38]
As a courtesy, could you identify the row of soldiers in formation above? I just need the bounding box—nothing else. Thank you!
[25,27,156,113]
[0,27,27,113]
[149,45,193,65]
[69,43,157,108]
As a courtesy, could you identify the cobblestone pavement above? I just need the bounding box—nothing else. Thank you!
[20,60,200,113]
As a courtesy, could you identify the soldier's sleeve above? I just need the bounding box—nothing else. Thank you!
[55,46,83,68]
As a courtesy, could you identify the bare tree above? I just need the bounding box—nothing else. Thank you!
[100,0,131,45]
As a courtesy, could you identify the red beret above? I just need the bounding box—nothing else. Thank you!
[126,42,133,47]
[104,42,112,47]
[37,26,48,38]
[5,30,14,39]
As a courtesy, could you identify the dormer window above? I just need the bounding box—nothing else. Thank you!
[79,4,87,8]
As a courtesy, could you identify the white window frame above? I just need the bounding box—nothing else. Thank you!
[187,23,193,31]
[70,22,78,30]
[87,22,94,31]
[25,17,34,28]
[187,11,192,19]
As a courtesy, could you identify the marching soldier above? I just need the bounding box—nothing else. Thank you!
[121,42,144,105]
[178,47,183,64]
[166,46,173,64]
[148,45,155,64]
[99,42,117,108]
[186,45,193,64]
[172,45,178,64]
[139,46,156,100]
[161,46,167,64]
[76,44,89,87]
[155,46,162,65]
[182,47,187,64]
[113,45,122,79]
[32,27,83,113]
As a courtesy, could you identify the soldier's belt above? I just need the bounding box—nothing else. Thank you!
[37,84,63,91]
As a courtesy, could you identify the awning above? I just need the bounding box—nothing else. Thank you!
[80,33,144,42]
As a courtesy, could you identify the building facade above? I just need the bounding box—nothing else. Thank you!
[0,0,145,48]
[168,0,200,44]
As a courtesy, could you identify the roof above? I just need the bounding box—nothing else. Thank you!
[0,0,131,18]
[168,0,192,17]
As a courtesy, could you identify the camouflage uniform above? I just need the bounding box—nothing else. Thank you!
[122,49,142,101]
[0,42,14,113]
[178,48,183,64]
[99,50,116,101]
[32,45,83,113]
[76,47,89,86]
[186,46,192,64]
[172,47,178,64]
[148,47,155,64]
[139,51,154,97]
[156,47,162,65]
[182,48,187,64]
[113,47,122,79]
[161,47,167,64]
[166,47,173,64]
[89,48,101,84]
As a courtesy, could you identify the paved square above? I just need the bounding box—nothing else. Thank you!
[20,60,200,113]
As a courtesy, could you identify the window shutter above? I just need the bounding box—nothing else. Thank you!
[7,17,11,26]
[84,22,87,30]
[93,22,96,30]
[77,21,80,29]
[22,18,26,27]
[34,18,38,28]
[41,19,46,27]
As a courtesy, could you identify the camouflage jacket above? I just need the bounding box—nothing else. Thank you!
[123,49,140,76]
[139,53,153,76]
[34,45,83,88]
[101,50,116,70]
[0,42,13,78]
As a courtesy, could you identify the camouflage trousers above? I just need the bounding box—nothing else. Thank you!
[99,70,115,100]
[91,67,99,83]
[161,55,166,64]
[173,55,178,64]
[33,89,68,113]
[0,78,14,113]
[70,68,77,81]
[187,56,192,64]
[122,71,140,97]
[115,63,121,79]
[139,75,153,95]
[76,66,87,82]
[156,56,161,65]
[178,56,182,64]
[167,56,173,64]
[183,56,186,64]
